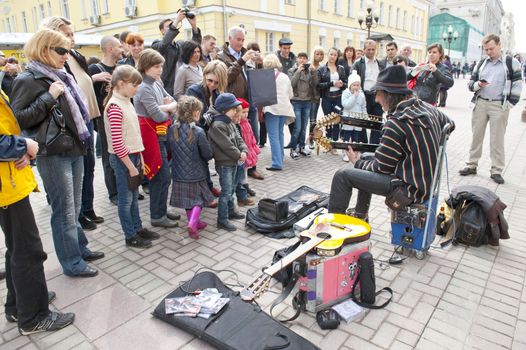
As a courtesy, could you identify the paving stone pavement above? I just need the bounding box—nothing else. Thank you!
[1,80,526,350]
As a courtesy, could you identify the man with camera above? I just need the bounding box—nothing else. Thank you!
[288,52,318,159]
[152,8,202,97]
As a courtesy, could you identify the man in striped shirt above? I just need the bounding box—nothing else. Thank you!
[328,65,454,220]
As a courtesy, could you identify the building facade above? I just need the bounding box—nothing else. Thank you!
[500,12,515,54]
[0,0,432,63]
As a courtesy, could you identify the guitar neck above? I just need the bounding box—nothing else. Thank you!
[264,236,325,276]
[341,114,383,130]
[331,142,380,153]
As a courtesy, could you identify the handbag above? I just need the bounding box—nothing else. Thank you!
[42,103,75,155]
[247,69,278,107]
[258,198,289,222]
[127,158,144,191]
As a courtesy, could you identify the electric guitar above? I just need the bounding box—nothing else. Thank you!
[240,213,370,302]
[316,136,380,154]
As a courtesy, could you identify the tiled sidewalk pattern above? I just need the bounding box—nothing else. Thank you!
[1,81,526,349]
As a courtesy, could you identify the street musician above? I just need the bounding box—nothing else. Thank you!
[328,65,454,220]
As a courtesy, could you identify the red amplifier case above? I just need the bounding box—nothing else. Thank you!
[296,241,370,313]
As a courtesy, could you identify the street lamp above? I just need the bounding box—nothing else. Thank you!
[358,3,379,39]
[442,25,459,56]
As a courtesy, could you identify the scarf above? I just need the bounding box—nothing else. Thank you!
[28,60,91,142]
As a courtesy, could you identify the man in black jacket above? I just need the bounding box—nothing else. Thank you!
[352,39,386,143]
[152,10,202,97]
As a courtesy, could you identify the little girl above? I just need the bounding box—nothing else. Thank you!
[167,96,215,239]
[341,70,367,162]
[104,65,156,249]
[236,98,260,202]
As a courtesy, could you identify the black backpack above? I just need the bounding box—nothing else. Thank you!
[454,201,488,247]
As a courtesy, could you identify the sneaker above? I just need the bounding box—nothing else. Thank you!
[458,167,477,176]
[166,212,181,221]
[151,217,178,228]
[209,168,217,176]
[290,150,300,160]
[217,221,237,231]
[6,292,57,323]
[243,183,256,197]
[342,152,349,162]
[138,193,145,200]
[229,211,245,220]
[137,228,160,240]
[83,211,104,224]
[238,198,256,206]
[19,311,75,336]
[299,148,311,156]
[79,216,97,231]
[490,174,505,184]
[125,234,152,249]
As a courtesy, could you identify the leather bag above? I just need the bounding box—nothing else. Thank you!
[40,103,75,155]
[258,198,289,222]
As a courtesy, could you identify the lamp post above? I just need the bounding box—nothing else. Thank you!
[442,25,459,56]
[358,4,379,39]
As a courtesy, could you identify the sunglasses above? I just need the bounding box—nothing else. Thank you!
[206,78,219,84]
[51,47,69,56]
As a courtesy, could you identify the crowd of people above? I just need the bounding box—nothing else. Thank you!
[0,9,523,338]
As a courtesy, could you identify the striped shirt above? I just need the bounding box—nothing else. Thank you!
[355,97,454,203]
[107,104,128,158]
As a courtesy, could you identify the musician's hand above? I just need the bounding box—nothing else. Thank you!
[347,146,361,164]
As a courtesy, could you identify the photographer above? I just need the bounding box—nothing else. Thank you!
[152,8,202,97]
[288,52,318,159]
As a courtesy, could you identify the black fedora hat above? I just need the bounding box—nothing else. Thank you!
[373,65,413,95]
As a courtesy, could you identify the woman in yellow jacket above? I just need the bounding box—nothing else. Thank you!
[0,92,74,335]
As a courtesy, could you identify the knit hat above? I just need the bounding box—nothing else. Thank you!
[348,70,361,87]
[237,98,249,109]
[214,93,242,113]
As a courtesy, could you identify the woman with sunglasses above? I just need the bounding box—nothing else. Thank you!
[10,29,101,278]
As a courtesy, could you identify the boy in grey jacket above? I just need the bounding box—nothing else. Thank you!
[208,93,248,231]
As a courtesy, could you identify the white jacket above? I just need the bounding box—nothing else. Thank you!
[264,69,295,122]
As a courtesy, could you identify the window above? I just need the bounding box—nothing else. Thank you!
[334,0,341,14]
[411,15,415,34]
[81,1,87,19]
[359,0,364,11]
[6,17,11,32]
[61,0,70,19]
[39,4,45,19]
[319,35,326,47]
[285,0,294,4]
[21,11,28,32]
[379,2,384,25]
[347,0,354,17]
[265,32,274,53]
[102,0,110,14]
[396,8,400,29]
[319,0,327,11]
[11,15,16,31]
[387,5,392,27]
[90,0,100,16]
[333,37,340,48]
[347,38,353,46]
[47,1,52,16]
[403,10,407,31]
[32,6,37,30]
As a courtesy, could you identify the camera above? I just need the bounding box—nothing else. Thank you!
[303,63,310,70]
[179,7,195,19]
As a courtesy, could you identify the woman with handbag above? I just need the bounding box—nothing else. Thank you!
[10,29,102,277]
[318,48,347,145]
[262,54,295,171]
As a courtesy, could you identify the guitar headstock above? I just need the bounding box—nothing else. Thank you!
[316,137,333,153]
[240,273,272,301]
[318,112,341,128]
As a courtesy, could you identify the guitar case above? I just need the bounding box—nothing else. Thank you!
[246,185,329,238]
[152,271,321,350]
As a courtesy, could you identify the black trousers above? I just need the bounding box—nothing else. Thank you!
[0,196,49,328]
[94,117,118,201]
[328,166,392,215]
[365,93,384,144]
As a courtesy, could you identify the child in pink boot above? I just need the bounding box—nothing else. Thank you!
[167,96,215,239]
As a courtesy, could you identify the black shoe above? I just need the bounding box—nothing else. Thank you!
[138,193,145,200]
[217,221,237,231]
[6,291,57,323]
[83,251,105,262]
[458,167,477,176]
[490,174,505,184]
[71,266,98,278]
[79,216,97,231]
[137,228,160,240]
[266,167,282,171]
[19,311,75,336]
[126,234,152,248]
[229,211,245,220]
[243,184,256,197]
[83,211,104,224]
[166,212,181,221]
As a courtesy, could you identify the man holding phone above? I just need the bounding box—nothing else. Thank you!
[459,34,522,184]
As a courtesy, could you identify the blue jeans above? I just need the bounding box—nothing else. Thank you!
[235,164,248,201]
[81,120,95,213]
[150,140,171,221]
[248,105,260,144]
[37,155,89,276]
[216,165,239,223]
[109,154,143,239]
[321,94,342,141]
[265,113,287,169]
[291,101,311,150]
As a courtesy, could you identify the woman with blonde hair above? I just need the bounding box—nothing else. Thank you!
[262,54,295,171]
[11,28,102,277]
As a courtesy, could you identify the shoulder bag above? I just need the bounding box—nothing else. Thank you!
[40,102,75,155]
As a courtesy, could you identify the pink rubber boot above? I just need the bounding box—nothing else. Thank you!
[187,206,202,239]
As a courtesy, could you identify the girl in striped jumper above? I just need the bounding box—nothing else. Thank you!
[104,65,157,249]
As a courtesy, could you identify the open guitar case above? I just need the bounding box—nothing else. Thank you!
[245,185,329,238]
[152,271,320,350]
